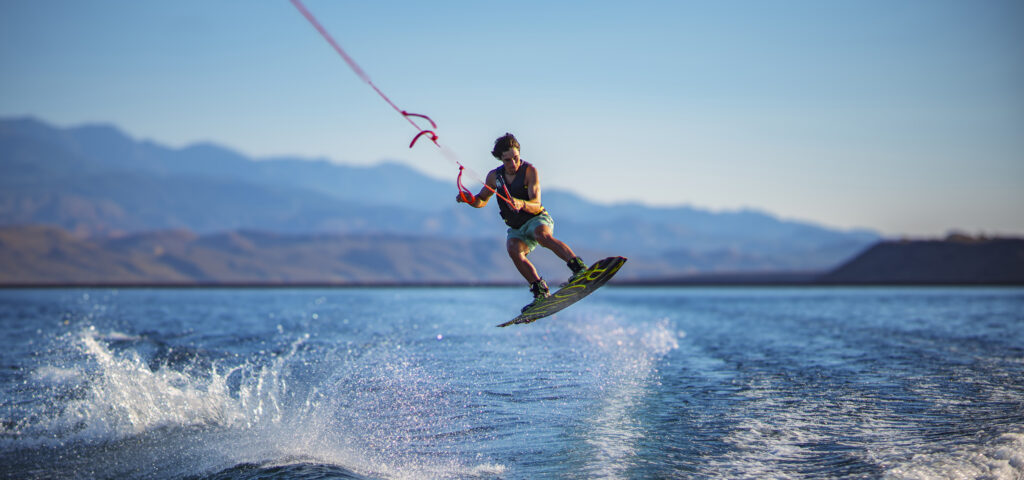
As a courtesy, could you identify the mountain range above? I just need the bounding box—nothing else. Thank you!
[1,116,882,283]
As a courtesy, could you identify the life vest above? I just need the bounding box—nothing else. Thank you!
[494,161,546,229]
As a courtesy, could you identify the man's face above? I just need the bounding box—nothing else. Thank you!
[499,147,521,172]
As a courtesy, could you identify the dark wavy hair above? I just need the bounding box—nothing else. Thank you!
[491,133,520,159]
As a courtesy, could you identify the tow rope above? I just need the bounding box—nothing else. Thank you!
[289,0,518,210]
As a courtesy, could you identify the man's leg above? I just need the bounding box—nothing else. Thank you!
[533,224,576,262]
[534,224,587,285]
[507,237,541,283]
[508,237,550,311]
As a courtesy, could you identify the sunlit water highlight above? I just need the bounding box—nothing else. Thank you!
[1,287,1022,479]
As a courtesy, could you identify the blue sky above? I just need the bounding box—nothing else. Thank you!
[2,0,1022,237]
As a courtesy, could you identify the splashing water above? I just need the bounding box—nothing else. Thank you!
[2,287,1022,479]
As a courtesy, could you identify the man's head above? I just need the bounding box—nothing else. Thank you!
[491,133,520,159]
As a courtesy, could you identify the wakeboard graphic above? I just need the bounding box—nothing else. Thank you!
[498,256,627,327]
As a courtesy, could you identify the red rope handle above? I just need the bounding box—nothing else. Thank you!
[409,130,439,148]
[499,179,518,211]
[456,166,475,203]
[402,111,437,129]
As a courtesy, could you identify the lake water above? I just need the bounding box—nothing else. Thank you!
[1,287,1022,479]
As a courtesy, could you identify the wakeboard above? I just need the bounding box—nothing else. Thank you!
[498,256,627,327]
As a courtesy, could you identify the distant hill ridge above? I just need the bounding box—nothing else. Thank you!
[820,234,1024,284]
[3,226,1020,286]
[1,116,880,276]
[0,225,514,285]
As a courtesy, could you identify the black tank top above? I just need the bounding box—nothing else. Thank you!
[495,161,544,229]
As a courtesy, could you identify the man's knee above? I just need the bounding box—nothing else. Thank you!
[507,239,529,259]
[533,226,555,244]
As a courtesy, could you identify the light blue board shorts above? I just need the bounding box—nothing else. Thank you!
[507,213,555,253]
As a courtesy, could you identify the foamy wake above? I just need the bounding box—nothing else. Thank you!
[708,375,1024,480]
[884,431,1024,480]
[712,380,832,480]
[568,316,682,479]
